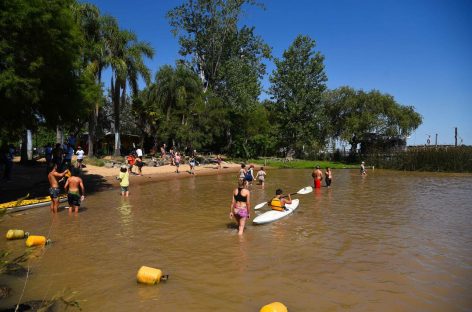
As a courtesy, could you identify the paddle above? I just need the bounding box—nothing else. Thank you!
[254,186,313,210]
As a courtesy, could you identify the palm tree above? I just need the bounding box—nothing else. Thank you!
[148,64,203,148]
[105,27,154,156]
[73,4,112,156]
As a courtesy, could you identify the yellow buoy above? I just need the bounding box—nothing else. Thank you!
[25,235,49,247]
[260,302,288,312]
[136,266,168,285]
[6,229,29,240]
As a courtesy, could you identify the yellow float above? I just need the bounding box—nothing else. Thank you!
[25,235,50,247]
[6,229,29,240]
[136,266,169,285]
[260,302,288,312]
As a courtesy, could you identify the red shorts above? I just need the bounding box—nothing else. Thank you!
[314,179,321,189]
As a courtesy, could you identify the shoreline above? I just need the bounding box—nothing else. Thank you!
[92,162,242,190]
[0,160,242,204]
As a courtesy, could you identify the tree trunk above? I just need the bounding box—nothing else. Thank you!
[20,130,33,163]
[56,126,64,145]
[87,113,95,157]
[112,76,121,156]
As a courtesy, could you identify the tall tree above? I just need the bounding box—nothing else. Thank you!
[0,0,97,146]
[323,86,422,152]
[73,3,111,156]
[104,22,154,156]
[269,34,327,157]
[167,0,271,153]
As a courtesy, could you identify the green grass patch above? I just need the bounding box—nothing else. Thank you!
[246,158,357,169]
[84,157,105,167]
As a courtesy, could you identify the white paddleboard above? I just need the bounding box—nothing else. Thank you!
[252,199,300,225]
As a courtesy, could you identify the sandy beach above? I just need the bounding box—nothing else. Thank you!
[0,159,242,204]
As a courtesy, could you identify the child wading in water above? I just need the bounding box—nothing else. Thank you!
[117,165,130,196]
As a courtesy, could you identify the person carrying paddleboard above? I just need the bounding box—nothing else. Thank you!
[269,189,292,211]
[229,180,251,235]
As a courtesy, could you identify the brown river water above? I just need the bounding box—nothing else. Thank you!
[0,169,471,311]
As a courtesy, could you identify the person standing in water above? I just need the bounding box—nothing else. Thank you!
[174,152,181,173]
[117,165,129,196]
[229,180,251,235]
[256,167,267,189]
[325,167,332,188]
[360,161,367,175]
[216,155,222,170]
[48,165,68,213]
[238,163,247,183]
[312,165,323,189]
[64,168,85,214]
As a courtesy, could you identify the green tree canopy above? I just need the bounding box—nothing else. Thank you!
[0,0,98,139]
[268,34,328,157]
[323,86,423,151]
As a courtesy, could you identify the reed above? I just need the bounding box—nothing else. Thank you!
[367,146,472,172]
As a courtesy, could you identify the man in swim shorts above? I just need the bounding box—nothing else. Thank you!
[48,165,68,213]
[64,168,85,214]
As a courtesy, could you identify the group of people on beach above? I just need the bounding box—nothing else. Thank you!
[45,142,85,172]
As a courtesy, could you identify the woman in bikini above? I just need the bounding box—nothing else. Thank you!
[229,180,251,235]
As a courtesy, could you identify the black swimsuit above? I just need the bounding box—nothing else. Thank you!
[234,188,247,202]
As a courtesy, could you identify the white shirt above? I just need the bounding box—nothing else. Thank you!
[136,148,143,157]
[76,149,85,160]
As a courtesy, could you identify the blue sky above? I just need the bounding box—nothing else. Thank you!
[89,0,472,145]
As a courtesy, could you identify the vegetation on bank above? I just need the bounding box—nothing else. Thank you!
[248,159,358,169]
[366,146,472,173]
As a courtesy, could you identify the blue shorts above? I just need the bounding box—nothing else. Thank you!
[49,187,60,199]
[120,186,129,192]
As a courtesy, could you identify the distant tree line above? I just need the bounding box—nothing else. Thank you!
[0,0,422,160]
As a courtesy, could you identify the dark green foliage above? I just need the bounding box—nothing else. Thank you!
[268,35,328,158]
[0,0,97,136]
[323,86,422,153]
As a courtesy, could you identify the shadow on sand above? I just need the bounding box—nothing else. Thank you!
[0,162,112,204]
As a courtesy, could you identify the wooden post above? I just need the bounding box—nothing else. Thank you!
[455,127,458,147]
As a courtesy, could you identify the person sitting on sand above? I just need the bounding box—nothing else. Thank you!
[229,180,251,235]
[48,165,68,213]
[269,189,292,211]
[64,168,85,214]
